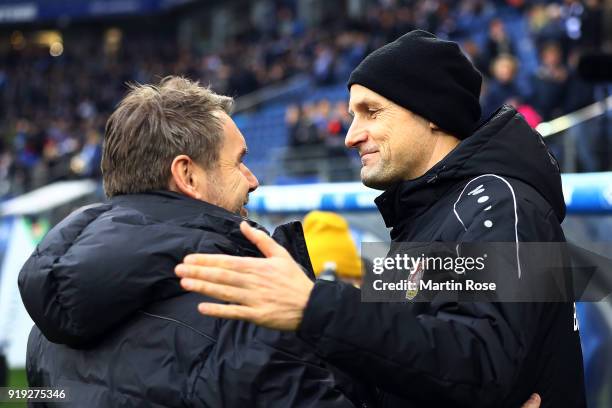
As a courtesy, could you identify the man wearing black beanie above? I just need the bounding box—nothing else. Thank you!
[176,30,586,408]
[347,30,482,140]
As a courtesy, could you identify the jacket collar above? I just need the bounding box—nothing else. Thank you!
[374,105,531,231]
[374,160,456,231]
[111,190,266,249]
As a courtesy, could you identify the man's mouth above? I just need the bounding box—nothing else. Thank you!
[360,151,378,164]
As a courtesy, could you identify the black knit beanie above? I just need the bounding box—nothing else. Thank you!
[348,30,482,139]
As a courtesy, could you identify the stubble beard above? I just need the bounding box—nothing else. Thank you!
[361,161,394,191]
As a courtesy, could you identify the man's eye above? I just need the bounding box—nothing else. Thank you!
[368,109,380,117]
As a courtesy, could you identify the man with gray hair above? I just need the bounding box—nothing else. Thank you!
[18,76,367,407]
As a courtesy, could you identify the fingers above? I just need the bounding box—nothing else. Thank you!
[520,393,541,408]
[183,253,257,269]
[240,221,289,258]
[180,278,251,305]
[181,223,290,271]
[175,264,252,288]
[197,302,256,321]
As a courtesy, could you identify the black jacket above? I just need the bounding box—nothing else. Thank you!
[297,106,586,407]
[19,191,368,407]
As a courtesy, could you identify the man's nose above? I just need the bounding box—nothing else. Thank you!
[244,165,259,192]
[345,120,368,148]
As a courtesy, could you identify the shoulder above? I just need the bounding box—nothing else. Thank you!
[453,175,517,233]
[453,174,558,241]
[35,203,111,255]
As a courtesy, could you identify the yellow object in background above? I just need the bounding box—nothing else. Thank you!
[303,211,362,279]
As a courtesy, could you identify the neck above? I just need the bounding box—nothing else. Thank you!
[423,133,461,175]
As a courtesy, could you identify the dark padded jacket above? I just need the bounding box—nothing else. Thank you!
[19,191,370,407]
[296,106,587,407]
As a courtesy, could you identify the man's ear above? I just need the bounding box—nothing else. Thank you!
[169,155,205,200]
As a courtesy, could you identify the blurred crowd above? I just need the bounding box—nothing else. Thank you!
[286,100,351,152]
[281,99,355,181]
[0,0,607,197]
[284,0,605,169]
[477,2,603,121]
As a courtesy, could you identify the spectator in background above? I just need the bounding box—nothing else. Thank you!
[579,0,603,50]
[532,42,568,121]
[303,211,363,287]
[333,32,368,82]
[324,101,354,180]
[285,100,356,181]
[311,99,332,135]
[325,101,352,150]
[483,18,515,74]
[287,99,352,154]
[285,104,301,146]
[530,3,567,51]
[70,128,102,179]
[227,64,260,96]
[0,150,13,197]
[527,3,551,39]
[482,54,523,118]
[313,43,336,85]
[12,119,44,194]
[564,47,595,114]
[563,47,599,172]
[286,103,321,147]
[283,103,323,179]
[455,0,494,36]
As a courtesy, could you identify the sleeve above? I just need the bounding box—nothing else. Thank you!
[189,320,366,408]
[296,179,553,406]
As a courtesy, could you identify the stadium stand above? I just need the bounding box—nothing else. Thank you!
[0,0,609,194]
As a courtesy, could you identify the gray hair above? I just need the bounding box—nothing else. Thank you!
[101,76,233,197]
